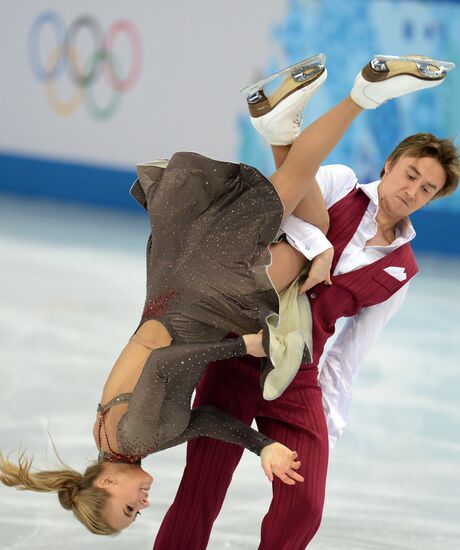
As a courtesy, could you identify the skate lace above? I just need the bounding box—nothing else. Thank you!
[293,113,303,137]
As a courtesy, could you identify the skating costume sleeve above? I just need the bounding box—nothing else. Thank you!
[117,337,274,456]
[154,405,275,456]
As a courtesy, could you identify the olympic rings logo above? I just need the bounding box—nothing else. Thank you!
[28,11,143,120]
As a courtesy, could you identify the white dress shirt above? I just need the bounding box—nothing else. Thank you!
[280,164,416,449]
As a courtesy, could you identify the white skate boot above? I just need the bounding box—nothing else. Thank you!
[241,54,327,145]
[351,54,455,109]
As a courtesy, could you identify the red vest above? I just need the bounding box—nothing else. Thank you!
[304,188,418,369]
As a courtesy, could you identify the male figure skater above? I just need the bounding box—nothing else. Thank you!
[153,55,459,549]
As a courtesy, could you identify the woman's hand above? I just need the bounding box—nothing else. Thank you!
[299,247,334,294]
[242,331,266,358]
[260,443,304,485]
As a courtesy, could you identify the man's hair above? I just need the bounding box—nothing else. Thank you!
[380,133,460,199]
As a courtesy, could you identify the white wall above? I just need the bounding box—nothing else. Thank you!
[0,0,287,168]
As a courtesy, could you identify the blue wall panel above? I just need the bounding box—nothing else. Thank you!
[1,151,458,255]
[1,0,459,255]
[0,152,138,212]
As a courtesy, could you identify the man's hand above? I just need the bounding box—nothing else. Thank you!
[299,247,334,294]
[260,443,304,485]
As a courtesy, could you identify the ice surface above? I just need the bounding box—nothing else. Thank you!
[0,195,459,549]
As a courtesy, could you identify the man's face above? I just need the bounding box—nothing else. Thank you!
[378,155,446,220]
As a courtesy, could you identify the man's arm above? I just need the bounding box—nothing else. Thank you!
[280,163,358,259]
[278,164,358,289]
[281,214,333,260]
[318,284,409,449]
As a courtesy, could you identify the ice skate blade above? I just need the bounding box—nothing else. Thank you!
[370,55,455,80]
[240,53,326,99]
[241,54,326,118]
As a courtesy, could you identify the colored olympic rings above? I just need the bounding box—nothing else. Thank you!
[28,11,143,120]
[44,47,82,116]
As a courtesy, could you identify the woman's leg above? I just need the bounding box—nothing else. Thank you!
[257,54,453,222]
[271,144,290,170]
[269,96,362,219]
[272,145,330,234]
[264,98,363,294]
[267,241,307,293]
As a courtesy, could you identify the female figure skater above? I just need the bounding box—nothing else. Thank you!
[0,53,452,535]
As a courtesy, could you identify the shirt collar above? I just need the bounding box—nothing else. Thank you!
[356,179,416,246]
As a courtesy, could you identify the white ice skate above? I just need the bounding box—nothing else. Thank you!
[351,54,455,109]
[241,54,327,146]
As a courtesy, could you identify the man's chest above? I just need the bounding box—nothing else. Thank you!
[334,216,393,275]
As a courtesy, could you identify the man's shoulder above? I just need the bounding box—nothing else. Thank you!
[317,164,359,207]
[318,163,358,182]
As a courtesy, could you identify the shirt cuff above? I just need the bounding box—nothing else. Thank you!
[285,233,332,260]
[281,216,332,260]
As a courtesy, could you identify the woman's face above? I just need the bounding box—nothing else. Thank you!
[97,464,154,530]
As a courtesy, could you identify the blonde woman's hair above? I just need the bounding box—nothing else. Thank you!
[0,451,118,535]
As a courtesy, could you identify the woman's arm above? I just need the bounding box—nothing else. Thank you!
[155,405,304,485]
[154,404,274,455]
[117,336,303,484]
[119,337,248,441]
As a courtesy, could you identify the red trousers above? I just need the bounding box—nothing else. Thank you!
[153,355,329,550]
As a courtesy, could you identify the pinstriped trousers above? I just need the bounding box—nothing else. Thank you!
[153,354,329,550]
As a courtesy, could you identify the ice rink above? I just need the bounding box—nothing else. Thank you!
[0,195,459,550]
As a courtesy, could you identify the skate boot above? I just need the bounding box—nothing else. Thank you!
[241,54,327,145]
[351,54,455,109]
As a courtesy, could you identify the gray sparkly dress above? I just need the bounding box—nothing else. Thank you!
[100,152,285,460]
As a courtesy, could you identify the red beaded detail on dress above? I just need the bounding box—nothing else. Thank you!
[97,407,142,465]
[142,290,179,320]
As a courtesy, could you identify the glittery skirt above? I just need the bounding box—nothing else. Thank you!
[130,152,284,344]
